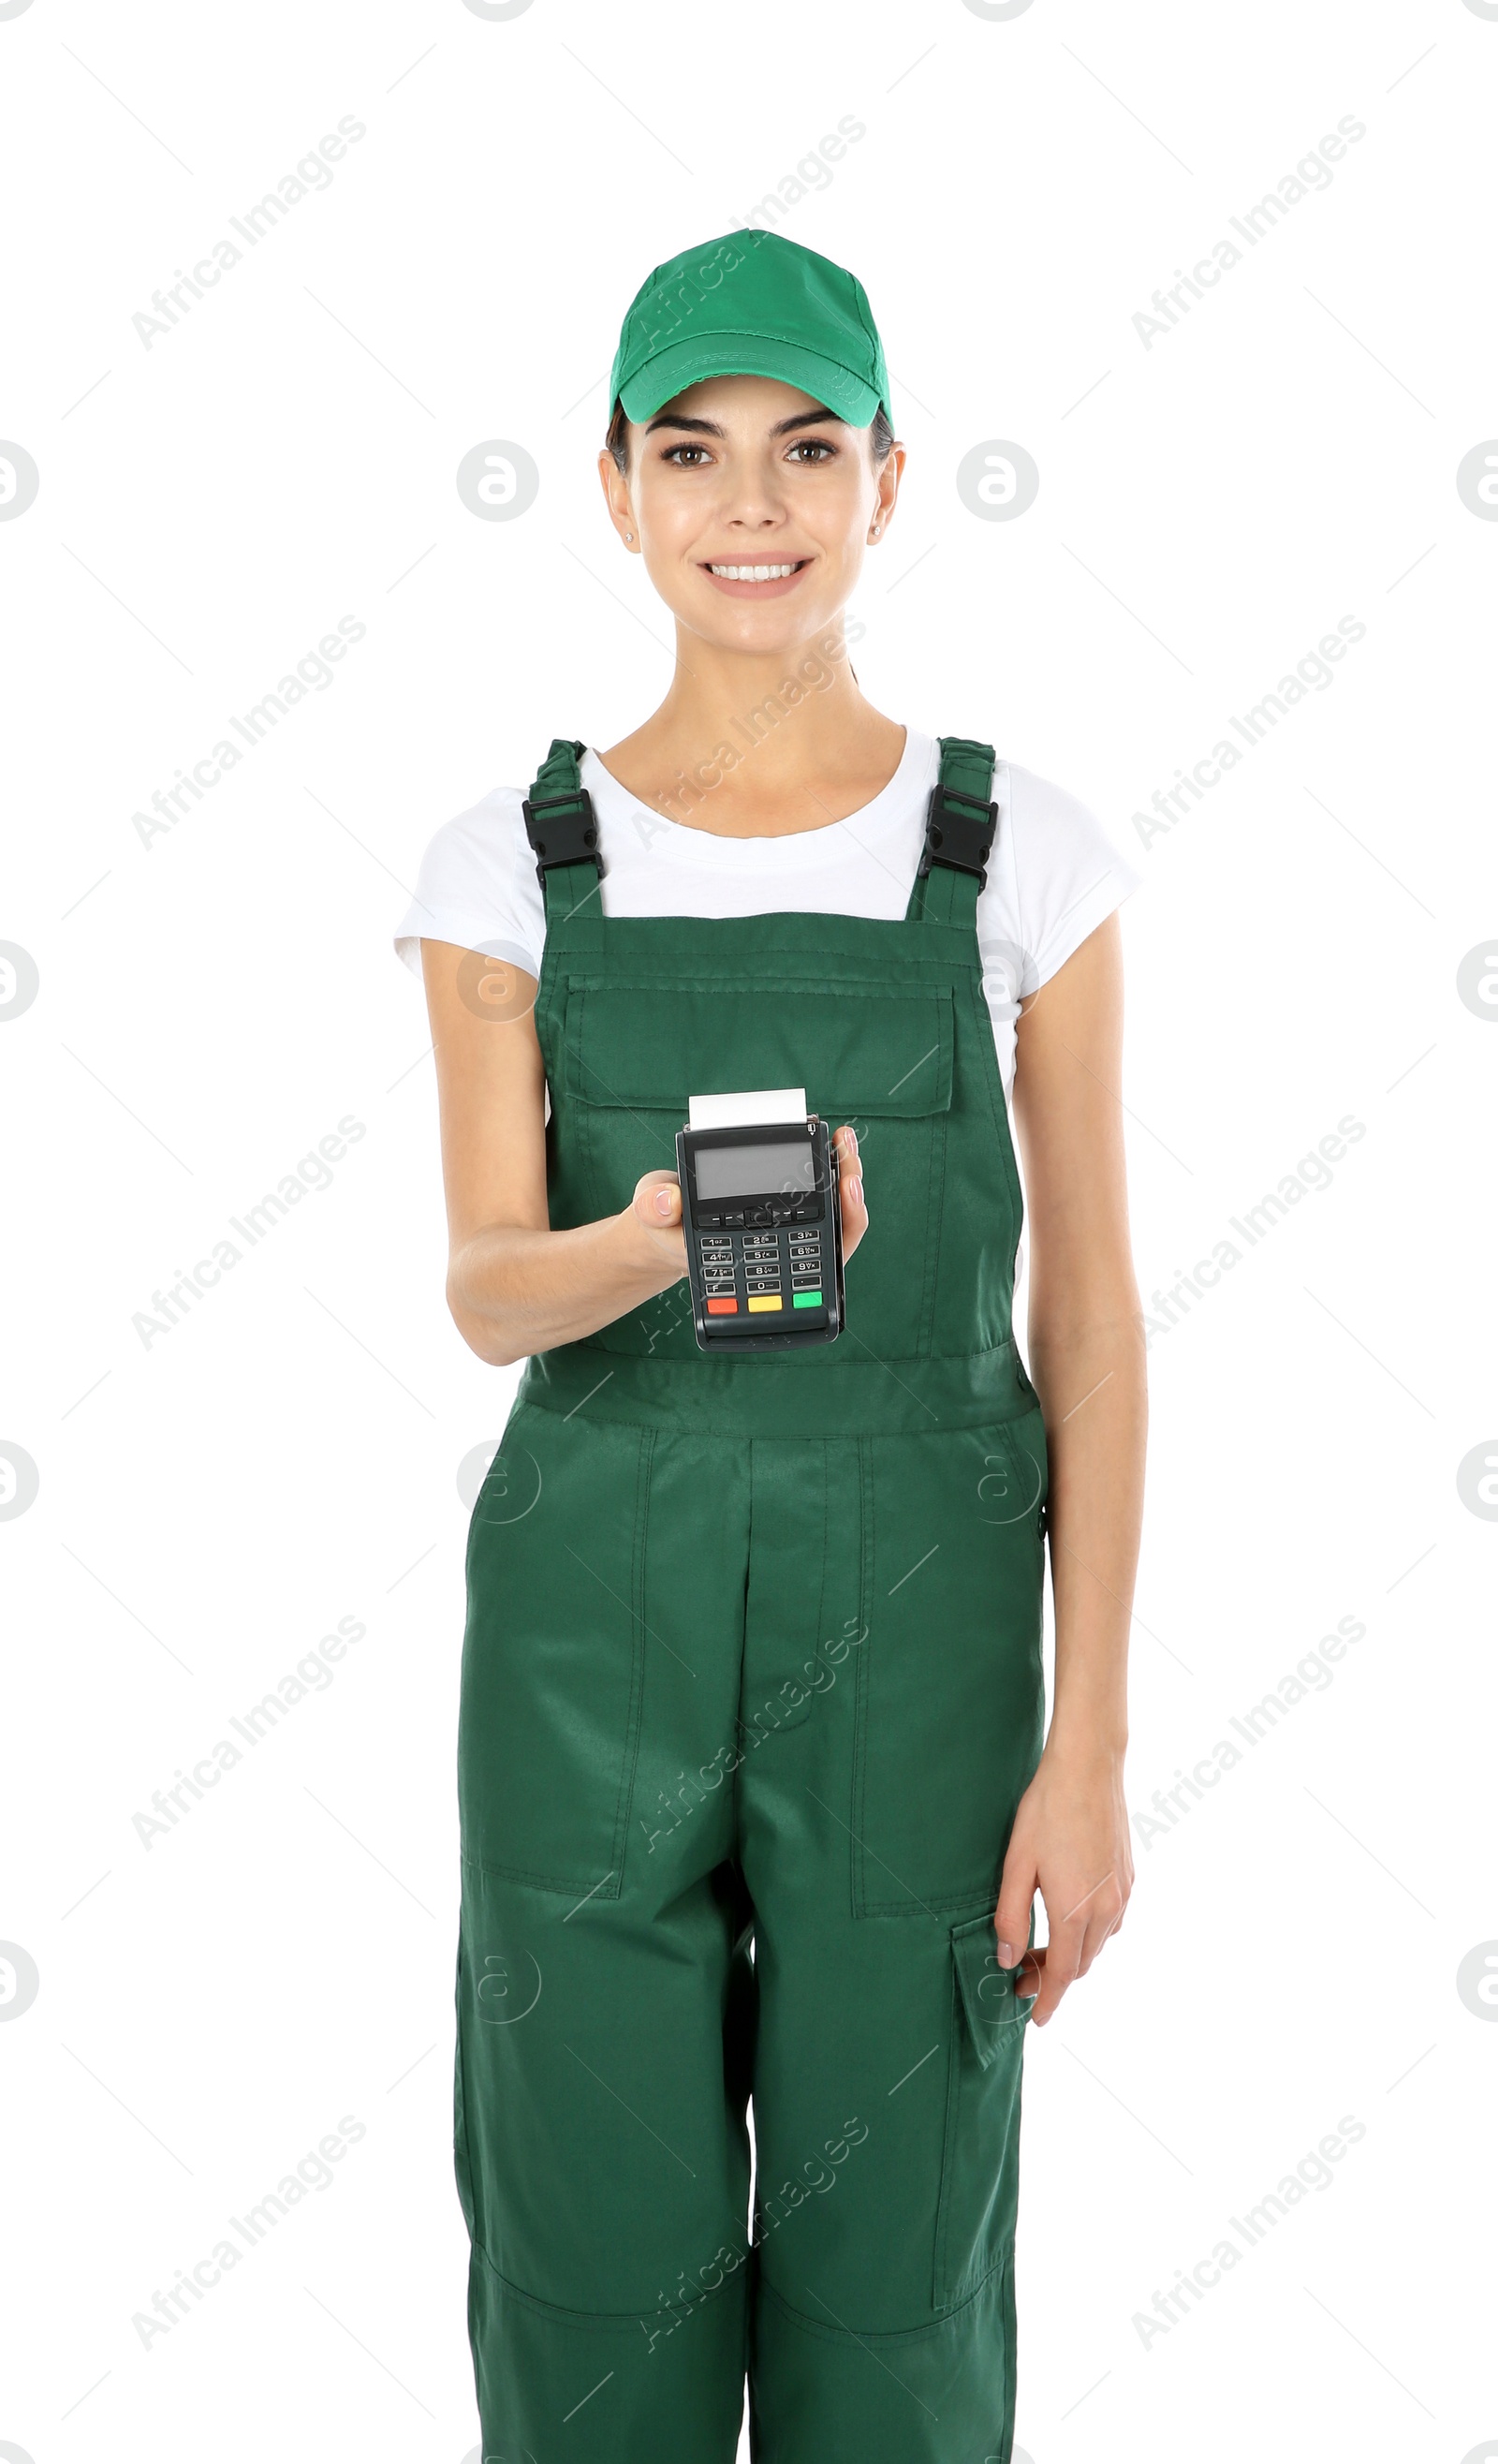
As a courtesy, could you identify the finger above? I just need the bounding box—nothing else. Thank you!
[1049,1866,1124,1980]
[833,1124,867,1256]
[1069,1875,1126,1978]
[993,1849,1036,1971]
[1035,1870,1120,2014]
[1072,1917,1111,1981]
[1079,1900,1126,1973]
[1029,1925,1084,2025]
[840,1173,867,1251]
[1032,1896,1125,2011]
[633,1171,682,1228]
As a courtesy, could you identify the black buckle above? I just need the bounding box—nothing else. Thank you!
[521,787,600,880]
[918,781,998,882]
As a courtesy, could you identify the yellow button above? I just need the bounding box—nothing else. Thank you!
[746,1295,783,1313]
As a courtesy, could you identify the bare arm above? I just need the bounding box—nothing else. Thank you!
[419,939,868,1366]
[993,910,1146,2022]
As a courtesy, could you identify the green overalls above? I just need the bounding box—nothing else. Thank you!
[455,737,1050,2461]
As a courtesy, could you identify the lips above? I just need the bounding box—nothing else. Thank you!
[699,556,811,598]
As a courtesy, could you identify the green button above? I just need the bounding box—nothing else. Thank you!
[792,1290,823,1307]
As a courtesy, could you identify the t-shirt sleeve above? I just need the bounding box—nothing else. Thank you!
[391,787,546,981]
[997,760,1142,996]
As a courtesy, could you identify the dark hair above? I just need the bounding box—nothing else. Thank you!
[606,395,894,476]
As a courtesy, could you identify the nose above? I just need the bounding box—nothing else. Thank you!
[716,461,791,532]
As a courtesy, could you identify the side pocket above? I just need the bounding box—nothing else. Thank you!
[983,1406,1048,1536]
[933,1914,1035,2311]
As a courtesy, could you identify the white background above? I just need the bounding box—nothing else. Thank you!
[2,0,1495,2457]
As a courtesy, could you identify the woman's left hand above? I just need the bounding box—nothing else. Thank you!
[993,1743,1133,2026]
[833,1124,869,1262]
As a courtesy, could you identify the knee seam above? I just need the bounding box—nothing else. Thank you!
[471,2235,747,2336]
[756,2250,1008,2346]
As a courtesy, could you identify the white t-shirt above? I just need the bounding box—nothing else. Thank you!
[393,725,1141,1103]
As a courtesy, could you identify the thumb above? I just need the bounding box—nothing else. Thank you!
[632,1171,682,1228]
[993,1847,1036,1971]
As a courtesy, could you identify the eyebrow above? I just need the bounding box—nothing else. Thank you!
[642,406,844,439]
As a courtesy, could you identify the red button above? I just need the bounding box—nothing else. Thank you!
[706,1297,739,1315]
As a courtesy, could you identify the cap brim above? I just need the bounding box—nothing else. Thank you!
[618,330,882,429]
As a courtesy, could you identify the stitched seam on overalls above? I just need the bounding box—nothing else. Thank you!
[460,1847,622,1898]
[1001,2247,1019,2455]
[452,1940,477,2245]
[470,2234,745,2331]
[607,1424,654,1889]
[933,1951,964,2308]
[521,1335,1028,1394]
[858,1880,1003,1919]
[755,2255,1007,2347]
[571,985,602,1224]
[563,966,960,992]
[533,883,567,1072]
[971,959,1018,1205]
[972,767,1025,1241]
[916,1109,947,1353]
[813,1437,830,1721]
[576,985,594,1211]
[850,1436,874,1915]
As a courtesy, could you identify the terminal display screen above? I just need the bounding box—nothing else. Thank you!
[693,1140,816,1201]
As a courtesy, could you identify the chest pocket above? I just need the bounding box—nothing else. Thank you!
[560,976,955,1360]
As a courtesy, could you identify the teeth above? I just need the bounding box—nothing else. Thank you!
[708,562,800,580]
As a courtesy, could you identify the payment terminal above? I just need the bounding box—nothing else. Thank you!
[676,1090,845,1352]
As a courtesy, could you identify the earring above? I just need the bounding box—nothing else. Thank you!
[624,530,634,541]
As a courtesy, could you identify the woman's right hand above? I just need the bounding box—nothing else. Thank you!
[626,1128,869,1276]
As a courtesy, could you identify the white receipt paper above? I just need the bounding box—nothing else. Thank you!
[688,1087,807,1130]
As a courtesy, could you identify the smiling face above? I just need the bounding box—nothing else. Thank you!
[599,373,902,655]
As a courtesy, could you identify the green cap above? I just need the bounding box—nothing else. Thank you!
[609,229,891,433]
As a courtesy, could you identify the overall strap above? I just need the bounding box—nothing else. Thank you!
[522,738,604,926]
[903,736,998,928]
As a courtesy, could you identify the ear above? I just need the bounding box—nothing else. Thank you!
[596,448,636,548]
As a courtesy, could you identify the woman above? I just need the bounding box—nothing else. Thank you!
[394,229,1146,2464]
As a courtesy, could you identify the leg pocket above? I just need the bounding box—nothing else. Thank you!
[933,1914,1035,2311]
[854,1413,1047,1917]
[460,1405,652,1896]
